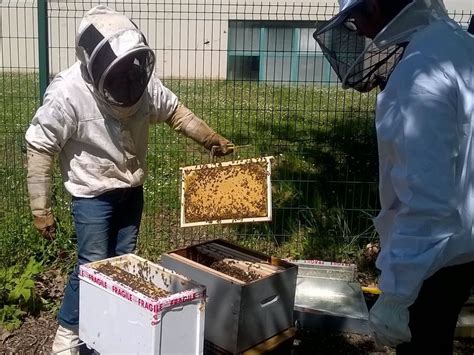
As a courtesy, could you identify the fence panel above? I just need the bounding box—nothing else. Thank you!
[1,1,472,266]
[0,0,40,266]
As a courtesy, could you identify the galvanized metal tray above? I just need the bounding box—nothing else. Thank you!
[291,260,370,335]
[180,156,273,227]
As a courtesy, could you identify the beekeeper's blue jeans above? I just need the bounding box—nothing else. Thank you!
[58,186,144,329]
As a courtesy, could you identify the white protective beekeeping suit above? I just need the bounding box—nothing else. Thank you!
[28,6,231,353]
[25,5,229,236]
[374,0,474,310]
[315,0,474,346]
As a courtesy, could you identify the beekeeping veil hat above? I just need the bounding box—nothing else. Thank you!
[76,6,155,110]
[313,0,448,92]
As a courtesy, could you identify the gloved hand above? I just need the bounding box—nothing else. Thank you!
[369,293,412,347]
[167,103,233,156]
[33,213,56,241]
[203,133,232,157]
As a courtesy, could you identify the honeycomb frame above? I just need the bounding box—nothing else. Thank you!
[180,157,273,227]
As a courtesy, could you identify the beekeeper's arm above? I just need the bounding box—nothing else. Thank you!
[370,53,459,346]
[149,76,232,156]
[25,88,76,239]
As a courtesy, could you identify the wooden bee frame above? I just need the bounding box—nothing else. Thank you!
[180,156,273,227]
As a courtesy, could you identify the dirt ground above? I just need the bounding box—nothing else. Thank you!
[1,263,474,354]
[0,313,393,354]
[2,312,474,354]
[0,311,55,354]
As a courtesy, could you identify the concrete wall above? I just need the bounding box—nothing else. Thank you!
[1,0,473,77]
[1,3,38,70]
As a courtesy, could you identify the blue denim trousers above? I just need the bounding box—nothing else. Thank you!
[58,186,144,329]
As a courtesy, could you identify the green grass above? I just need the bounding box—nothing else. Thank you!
[0,73,380,269]
[0,73,77,269]
[143,79,380,261]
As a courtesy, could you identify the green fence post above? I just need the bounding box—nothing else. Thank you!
[38,0,49,104]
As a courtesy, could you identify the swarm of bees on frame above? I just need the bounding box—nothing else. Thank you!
[93,262,170,299]
[187,246,263,282]
[183,159,270,224]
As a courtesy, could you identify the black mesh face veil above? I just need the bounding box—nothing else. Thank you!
[77,24,117,88]
[102,49,155,107]
[313,24,407,92]
[77,23,155,107]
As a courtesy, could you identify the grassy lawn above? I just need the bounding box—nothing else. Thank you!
[0,73,380,269]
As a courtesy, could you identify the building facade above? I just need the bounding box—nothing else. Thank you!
[1,0,473,82]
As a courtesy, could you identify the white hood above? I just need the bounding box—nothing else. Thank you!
[374,0,449,48]
[313,0,450,92]
[76,6,155,118]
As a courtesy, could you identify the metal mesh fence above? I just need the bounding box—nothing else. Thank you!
[1,1,473,266]
[0,1,40,266]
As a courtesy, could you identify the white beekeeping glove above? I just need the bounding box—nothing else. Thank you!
[369,293,413,347]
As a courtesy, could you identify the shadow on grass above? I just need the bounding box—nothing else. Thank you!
[238,107,380,261]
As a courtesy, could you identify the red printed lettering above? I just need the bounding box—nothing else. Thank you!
[304,260,324,265]
[112,285,133,302]
[138,298,158,312]
[88,274,107,288]
[170,292,199,307]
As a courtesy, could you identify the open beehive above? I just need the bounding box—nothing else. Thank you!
[168,240,285,284]
[180,156,273,227]
[78,254,206,354]
[161,239,298,354]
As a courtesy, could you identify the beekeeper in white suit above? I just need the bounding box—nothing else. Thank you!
[25,6,232,353]
[314,0,474,353]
